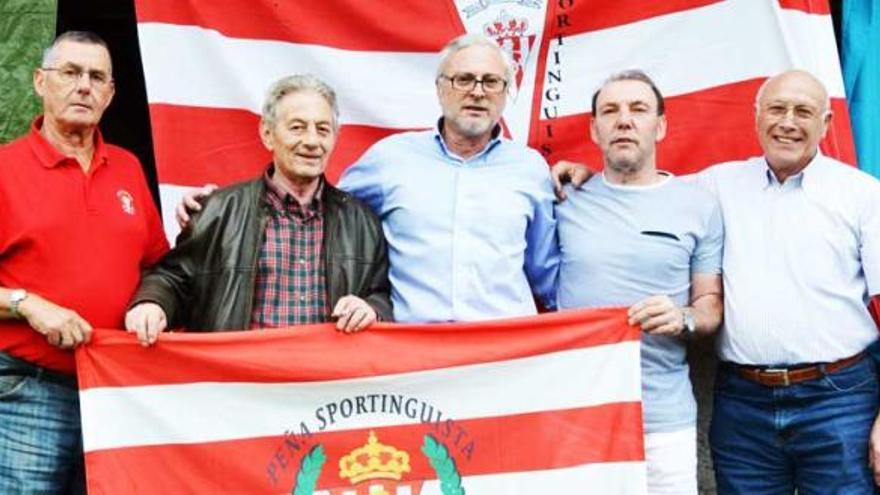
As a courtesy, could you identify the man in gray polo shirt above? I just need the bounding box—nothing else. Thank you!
[556,70,723,494]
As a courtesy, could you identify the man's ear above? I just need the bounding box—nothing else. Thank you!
[656,114,667,143]
[259,122,274,151]
[33,68,46,99]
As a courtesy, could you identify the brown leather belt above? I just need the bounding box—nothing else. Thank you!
[731,352,865,387]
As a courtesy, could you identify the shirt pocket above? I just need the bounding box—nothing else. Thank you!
[635,229,693,279]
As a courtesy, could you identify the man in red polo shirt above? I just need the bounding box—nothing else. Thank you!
[0,31,168,493]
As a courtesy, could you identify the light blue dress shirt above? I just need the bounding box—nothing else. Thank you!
[338,125,559,323]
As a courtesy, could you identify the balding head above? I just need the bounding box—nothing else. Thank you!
[754,69,832,181]
[755,70,830,114]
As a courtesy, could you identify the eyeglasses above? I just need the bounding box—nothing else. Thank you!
[760,102,824,121]
[41,65,113,89]
[438,73,508,94]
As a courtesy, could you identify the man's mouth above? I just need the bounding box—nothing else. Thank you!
[611,137,637,146]
[772,135,802,144]
[462,105,488,114]
[296,153,322,161]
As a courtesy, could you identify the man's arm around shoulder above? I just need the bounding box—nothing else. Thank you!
[127,189,233,344]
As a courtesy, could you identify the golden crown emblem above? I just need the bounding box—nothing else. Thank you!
[338,431,411,484]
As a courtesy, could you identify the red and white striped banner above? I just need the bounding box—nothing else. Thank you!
[133,0,853,240]
[77,308,644,494]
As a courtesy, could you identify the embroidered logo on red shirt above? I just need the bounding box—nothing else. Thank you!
[117,190,135,215]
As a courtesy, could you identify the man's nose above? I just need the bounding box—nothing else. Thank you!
[468,80,488,97]
[777,108,799,128]
[614,110,635,128]
[300,127,320,146]
[74,73,93,93]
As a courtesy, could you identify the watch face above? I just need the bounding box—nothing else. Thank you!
[682,309,696,335]
[686,316,696,334]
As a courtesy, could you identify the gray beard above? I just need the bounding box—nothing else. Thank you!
[606,156,644,176]
[451,116,492,138]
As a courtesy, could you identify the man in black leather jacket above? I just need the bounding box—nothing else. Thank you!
[125,75,391,343]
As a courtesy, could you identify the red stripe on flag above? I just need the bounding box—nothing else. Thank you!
[824,98,857,165]
[869,297,880,330]
[528,0,722,149]
[84,402,643,493]
[150,92,855,188]
[149,104,267,186]
[134,0,465,51]
[534,79,855,171]
[148,104,418,186]
[78,309,636,389]
[548,0,721,35]
[778,0,832,15]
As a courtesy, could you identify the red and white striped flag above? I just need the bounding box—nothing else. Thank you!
[77,308,643,493]
[133,0,854,240]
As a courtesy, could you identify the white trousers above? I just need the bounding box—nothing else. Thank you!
[644,427,698,495]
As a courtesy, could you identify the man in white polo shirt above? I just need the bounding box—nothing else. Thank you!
[699,69,880,493]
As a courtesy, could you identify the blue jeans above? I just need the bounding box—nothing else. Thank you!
[710,357,878,494]
[0,351,85,494]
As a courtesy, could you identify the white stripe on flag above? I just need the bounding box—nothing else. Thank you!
[138,23,441,128]
[81,342,640,452]
[541,0,843,117]
[774,6,846,92]
[157,184,196,241]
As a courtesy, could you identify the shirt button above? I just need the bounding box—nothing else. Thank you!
[299,296,306,302]
[298,258,305,264]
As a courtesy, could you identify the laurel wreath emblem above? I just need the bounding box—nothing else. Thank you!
[291,444,326,495]
[422,434,465,495]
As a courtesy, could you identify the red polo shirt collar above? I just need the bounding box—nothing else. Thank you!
[26,116,110,171]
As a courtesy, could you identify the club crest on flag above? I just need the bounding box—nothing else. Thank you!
[291,431,465,495]
[484,10,536,91]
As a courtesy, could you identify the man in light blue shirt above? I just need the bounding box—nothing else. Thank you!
[556,70,723,494]
[176,35,559,323]
[337,34,558,322]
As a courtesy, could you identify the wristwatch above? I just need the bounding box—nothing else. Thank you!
[9,289,28,319]
[680,306,696,337]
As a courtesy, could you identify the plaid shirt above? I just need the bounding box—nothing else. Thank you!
[250,171,329,327]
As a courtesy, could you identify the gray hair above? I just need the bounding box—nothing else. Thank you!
[435,34,515,84]
[42,31,111,68]
[591,69,665,116]
[261,74,340,129]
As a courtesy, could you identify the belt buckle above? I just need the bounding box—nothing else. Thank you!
[763,368,791,386]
